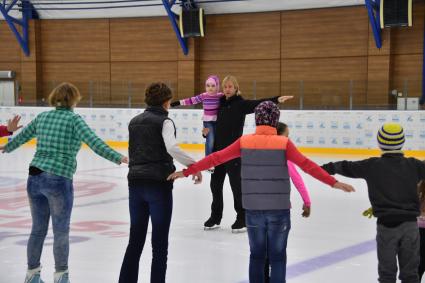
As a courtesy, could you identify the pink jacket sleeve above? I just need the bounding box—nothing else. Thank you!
[0,125,11,137]
[288,160,311,207]
[180,93,204,106]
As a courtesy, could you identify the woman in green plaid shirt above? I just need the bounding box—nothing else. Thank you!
[0,83,128,283]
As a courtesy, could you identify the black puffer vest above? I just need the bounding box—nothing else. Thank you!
[128,106,176,182]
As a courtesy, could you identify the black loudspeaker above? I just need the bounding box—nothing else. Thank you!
[179,8,205,38]
[380,0,412,28]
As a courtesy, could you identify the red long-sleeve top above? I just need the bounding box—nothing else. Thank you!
[0,126,11,137]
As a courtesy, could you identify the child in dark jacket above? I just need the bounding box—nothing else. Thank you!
[322,123,425,283]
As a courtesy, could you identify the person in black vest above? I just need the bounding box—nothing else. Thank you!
[204,75,293,232]
[118,82,202,283]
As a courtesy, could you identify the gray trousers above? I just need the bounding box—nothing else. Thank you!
[377,221,420,283]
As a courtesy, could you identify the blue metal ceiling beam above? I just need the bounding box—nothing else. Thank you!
[162,0,188,55]
[365,0,382,49]
[0,0,32,56]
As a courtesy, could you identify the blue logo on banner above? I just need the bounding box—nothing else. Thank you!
[331,121,338,129]
[365,130,373,138]
[366,116,373,122]
[182,113,188,120]
[91,114,96,120]
[391,115,400,122]
[296,137,302,144]
[355,138,363,145]
[306,136,314,144]
[331,138,338,145]
[342,137,351,145]
[343,122,351,129]
[378,115,386,122]
[407,115,414,122]
[295,121,302,129]
[356,123,363,129]
[319,122,325,129]
[306,122,314,129]
[405,131,414,138]
[420,131,425,138]
[192,127,198,134]
[318,137,326,144]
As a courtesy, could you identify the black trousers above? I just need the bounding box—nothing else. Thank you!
[209,158,244,220]
[419,228,425,281]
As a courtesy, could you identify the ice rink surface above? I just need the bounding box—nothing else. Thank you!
[0,147,406,282]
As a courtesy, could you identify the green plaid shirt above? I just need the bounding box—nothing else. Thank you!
[4,107,123,179]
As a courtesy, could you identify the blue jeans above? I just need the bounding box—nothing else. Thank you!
[246,209,291,283]
[27,172,73,272]
[119,183,173,283]
[203,121,216,156]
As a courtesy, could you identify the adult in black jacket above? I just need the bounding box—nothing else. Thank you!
[204,75,293,232]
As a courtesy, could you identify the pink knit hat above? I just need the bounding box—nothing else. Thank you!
[205,75,220,92]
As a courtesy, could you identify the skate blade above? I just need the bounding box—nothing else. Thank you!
[231,228,247,233]
[204,225,220,230]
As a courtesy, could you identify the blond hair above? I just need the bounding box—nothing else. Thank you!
[48,82,81,108]
[222,75,241,95]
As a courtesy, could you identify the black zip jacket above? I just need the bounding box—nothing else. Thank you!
[214,94,279,151]
[322,152,425,226]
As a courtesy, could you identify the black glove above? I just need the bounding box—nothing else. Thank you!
[170,101,181,107]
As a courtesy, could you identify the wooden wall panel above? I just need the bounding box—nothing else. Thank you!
[391,54,423,98]
[200,12,281,61]
[0,21,21,62]
[391,1,424,55]
[367,56,391,105]
[110,62,178,106]
[199,60,281,100]
[20,62,39,104]
[41,20,110,62]
[42,63,111,106]
[282,6,369,59]
[110,18,178,62]
[282,57,368,108]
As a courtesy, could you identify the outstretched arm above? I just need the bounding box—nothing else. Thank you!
[321,160,370,179]
[167,138,242,180]
[74,115,125,164]
[286,140,355,192]
[242,96,293,114]
[173,94,204,107]
[3,118,37,153]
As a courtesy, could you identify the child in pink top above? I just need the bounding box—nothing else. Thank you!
[278,122,311,216]
[171,75,223,157]
[264,122,311,283]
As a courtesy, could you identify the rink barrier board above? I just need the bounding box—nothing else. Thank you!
[1,137,424,158]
